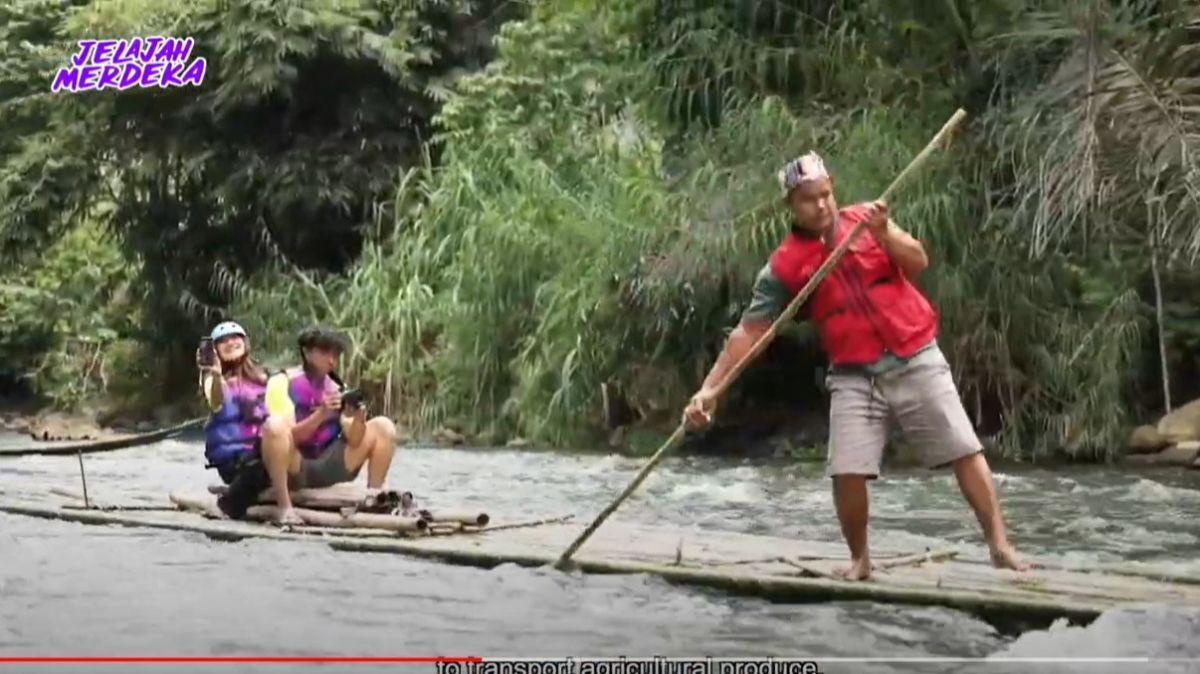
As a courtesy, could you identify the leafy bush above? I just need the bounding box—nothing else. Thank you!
[0,220,142,409]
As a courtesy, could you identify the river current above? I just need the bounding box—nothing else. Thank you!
[1,432,1198,674]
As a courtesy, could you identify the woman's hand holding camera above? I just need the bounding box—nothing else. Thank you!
[195,348,222,377]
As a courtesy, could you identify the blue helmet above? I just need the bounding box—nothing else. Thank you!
[210,321,247,342]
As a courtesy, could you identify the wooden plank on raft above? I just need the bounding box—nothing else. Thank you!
[202,483,490,525]
[2,492,1199,628]
[169,491,430,533]
[207,483,406,510]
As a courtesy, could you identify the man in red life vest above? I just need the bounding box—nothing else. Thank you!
[682,152,1026,580]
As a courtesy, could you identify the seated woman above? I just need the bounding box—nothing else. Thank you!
[198,321,270,485]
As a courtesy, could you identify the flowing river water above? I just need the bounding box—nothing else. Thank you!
[1,432,1199,674]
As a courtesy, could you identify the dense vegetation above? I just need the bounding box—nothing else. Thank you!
[2,0,1197,460]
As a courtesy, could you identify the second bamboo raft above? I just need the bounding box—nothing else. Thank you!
[0,417,205,457]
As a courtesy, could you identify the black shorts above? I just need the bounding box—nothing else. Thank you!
[212,443,262,485]
[216,461,239,484]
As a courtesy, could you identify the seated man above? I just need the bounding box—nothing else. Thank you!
[259,326,398,525]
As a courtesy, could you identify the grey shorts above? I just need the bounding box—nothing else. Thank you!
[289,440,361,490]
[825,344,981,478]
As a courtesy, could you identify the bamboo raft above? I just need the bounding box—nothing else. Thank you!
[0,417,205,457]
[2,484,1198,632]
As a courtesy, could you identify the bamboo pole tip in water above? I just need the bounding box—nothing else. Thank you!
[549,557,580,574]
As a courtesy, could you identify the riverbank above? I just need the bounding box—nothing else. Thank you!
[5,392,1200,472]
[0,387,822,457]
[0,394,199,442]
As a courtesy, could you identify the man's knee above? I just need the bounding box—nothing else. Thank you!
[367,416,397,443]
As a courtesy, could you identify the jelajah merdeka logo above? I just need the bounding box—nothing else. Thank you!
[51,37,206,92]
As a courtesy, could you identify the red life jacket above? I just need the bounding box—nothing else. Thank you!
[768,203,938,366]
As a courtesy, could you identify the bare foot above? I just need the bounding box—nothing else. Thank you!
[275,507,304,526]
[990,544,1029,571]
[835,557,872,581]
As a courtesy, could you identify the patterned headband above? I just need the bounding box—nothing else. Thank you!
[777,152,829,195]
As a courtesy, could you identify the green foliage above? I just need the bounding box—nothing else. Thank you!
[231,4,1083,457]
[238,7,669,445]
[0,221,141,409]
[0,0,522,378]
[4,0,1197,462]
[987,1,1200,262]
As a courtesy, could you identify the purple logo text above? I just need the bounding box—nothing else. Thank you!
[52,37,206,92]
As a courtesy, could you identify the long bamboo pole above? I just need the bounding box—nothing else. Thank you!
[76,448,90,509]
[553,108,970,571]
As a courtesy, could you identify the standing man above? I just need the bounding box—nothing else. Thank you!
[682,152,1026,580]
